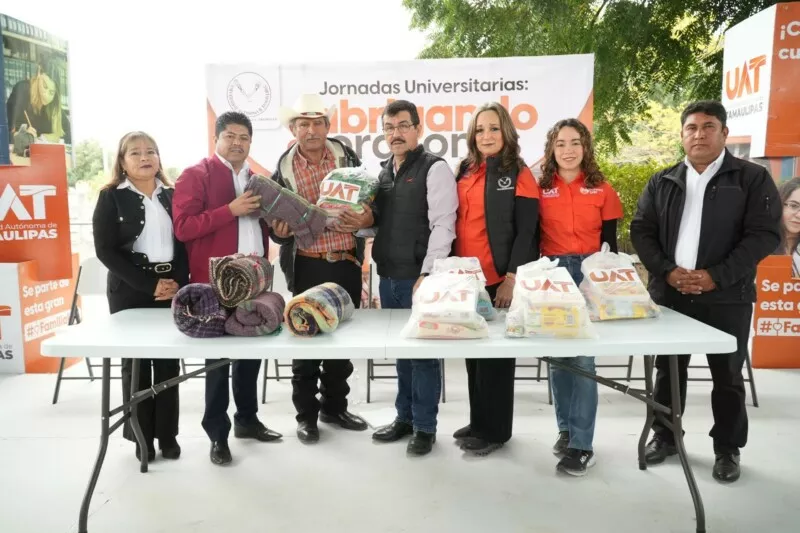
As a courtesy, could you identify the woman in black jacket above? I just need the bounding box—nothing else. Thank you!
[451,102,541,455]
[92,131,189,461]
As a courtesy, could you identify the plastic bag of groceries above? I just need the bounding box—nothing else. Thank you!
[431,257,497,321]
[400,273,489,339]
[317,167,379,214]
[505,257,596,339]
[579,243,661,321]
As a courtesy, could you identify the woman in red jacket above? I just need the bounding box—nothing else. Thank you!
[538,118,623,476]
[452,102,540,455]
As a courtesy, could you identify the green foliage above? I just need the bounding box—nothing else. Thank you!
[71,139,104,187]
[403,0,776,153]
[611,99,684,165]
[600,158,663,253]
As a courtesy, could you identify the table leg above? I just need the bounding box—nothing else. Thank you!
[78,358,111,533]
[638,355,655,470]
[669,354,705,533]
[128,359,149,474]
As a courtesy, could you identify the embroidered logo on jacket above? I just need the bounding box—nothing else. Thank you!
[580,187,602,195]
[497,177,513,191]
[542,187,560,198]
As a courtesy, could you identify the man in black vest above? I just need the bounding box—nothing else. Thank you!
[369,100,458,456]
[631,100,781,483]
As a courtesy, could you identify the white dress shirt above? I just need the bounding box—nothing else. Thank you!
[117,179,174,262]
[216,153,264,256]
[674,150,727,269]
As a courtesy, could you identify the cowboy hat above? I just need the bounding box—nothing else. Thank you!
[278,93,336,129]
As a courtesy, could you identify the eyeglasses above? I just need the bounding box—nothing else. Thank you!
[785,201,800,214]
[382,122,416,135]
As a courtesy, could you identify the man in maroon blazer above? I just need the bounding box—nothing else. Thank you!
[173,111,282,466]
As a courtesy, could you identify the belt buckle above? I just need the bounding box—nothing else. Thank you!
[154,263,172,274]
[325,252,338,263]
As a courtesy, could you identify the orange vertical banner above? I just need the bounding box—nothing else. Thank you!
[765,2,800,156]
[752,255,800,368]
[0,144,73,280]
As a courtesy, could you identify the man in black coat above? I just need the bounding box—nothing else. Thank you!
[630,100,781,483]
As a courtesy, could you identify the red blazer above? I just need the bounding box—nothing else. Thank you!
[172,155,271,283]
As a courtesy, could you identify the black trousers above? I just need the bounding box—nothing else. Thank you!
[653,299,752,455]
[121,358,180,443]
[202,359,262,442]
[291,254,361,423]
[109,276,180,445]
[465,283,516,443]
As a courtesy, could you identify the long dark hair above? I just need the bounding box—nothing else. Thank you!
[539,118,604,190]
[104,131,171,190]
[778,177,800,254]
[465,102,524,172]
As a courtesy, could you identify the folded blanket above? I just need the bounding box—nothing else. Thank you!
[245,174,328,249]
[209,253,272,308]
[284,282,354,337]
[172,284,228,338]
[224,292,286,337]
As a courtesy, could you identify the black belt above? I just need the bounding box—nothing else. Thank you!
[140,261,173,274]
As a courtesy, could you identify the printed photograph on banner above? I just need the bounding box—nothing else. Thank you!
[778,177,800,278]
[205,64,281,131]
[205,55,594,177]
[0,13,71,167]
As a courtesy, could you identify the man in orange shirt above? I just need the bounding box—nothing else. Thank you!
[451,102,540,456]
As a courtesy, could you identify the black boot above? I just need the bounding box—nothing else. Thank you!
[372,421,413,442]
[407,431,436,456]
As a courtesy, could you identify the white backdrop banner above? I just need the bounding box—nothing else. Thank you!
[205,55,594,176]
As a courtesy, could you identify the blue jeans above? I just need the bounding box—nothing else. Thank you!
[380,277,441,434]
[550,254,598,451]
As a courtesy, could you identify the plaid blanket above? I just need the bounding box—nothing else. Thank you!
[245,174,328,249]
[284,282,354,337]
[224,292,285,337]
[172,283,228,338]
[209,253,272,308]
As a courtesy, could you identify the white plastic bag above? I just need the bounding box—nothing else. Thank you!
[579,243,661,321]
[401,273,489,339]
[431,257,497,321]
[505,257,595,339]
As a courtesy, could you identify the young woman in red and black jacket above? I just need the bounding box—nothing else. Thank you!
[451,102,540,456]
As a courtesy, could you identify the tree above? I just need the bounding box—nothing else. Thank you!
[612,99,684,165]
[70,139,104,187]
[402,0,775,153]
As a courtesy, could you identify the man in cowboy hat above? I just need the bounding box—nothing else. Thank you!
[269,93,371,444]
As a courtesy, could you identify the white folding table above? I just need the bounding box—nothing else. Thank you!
[41,307,736,533]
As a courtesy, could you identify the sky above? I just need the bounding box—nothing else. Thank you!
[3,0,430,168]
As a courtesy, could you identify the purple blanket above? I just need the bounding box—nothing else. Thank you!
[172,284,228,338]
[224,292,285,337]
[245,174,328,249]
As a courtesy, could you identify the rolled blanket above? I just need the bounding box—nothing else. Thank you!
[284,282,354,337]
[224,292,286,337]
[209,253,272,308]
[172,284,228,338]
[245,174,328,249]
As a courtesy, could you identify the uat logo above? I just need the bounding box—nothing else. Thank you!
[725,55,767,100]
[588,268,637,283]
[419,290,471,304]
[320,180,361,203]
[520,279,575,292]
